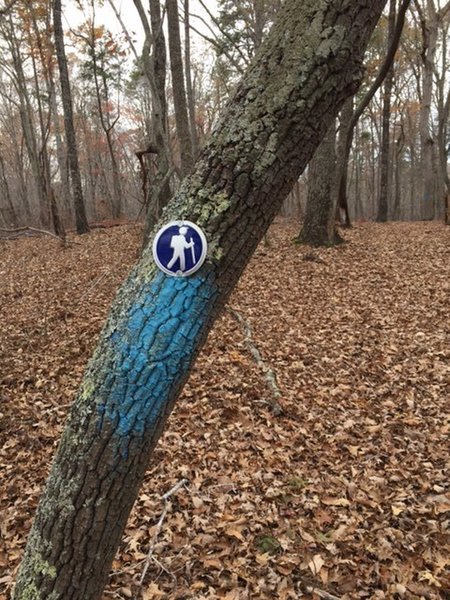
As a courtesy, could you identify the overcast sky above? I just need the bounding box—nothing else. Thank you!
[64,0,219,58]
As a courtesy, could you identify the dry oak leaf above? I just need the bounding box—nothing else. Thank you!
[143,583,166,598]
[225,526,246,541]
[321,497,350,507]
[308,554,325,575]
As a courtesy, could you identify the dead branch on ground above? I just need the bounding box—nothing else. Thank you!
[227,306,283,416]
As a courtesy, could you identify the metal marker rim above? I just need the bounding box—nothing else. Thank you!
[152,220,208,277]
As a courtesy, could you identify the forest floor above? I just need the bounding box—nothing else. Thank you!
[0,220,449,600]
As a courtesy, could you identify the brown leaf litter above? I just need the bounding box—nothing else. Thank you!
[0,220,449,599]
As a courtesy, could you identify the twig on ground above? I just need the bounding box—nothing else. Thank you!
[151,555,176,579]
[227,307,283,416]
[305,586,341,600]
[78,271,110,303]
[138,478,189,587]
[0,226,75,246]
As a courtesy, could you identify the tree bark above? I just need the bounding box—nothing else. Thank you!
[167,0,194,175]
[0,153,16,227]
[392,123,405,219]
[13,2,387,598]
[148,0,167,128]
[184,0,199,158]
[416,0,438,219]
[377,0,396,222]
[296,121,343,246]
[438,89,450,224]
[53,0,90,234]
[432,5,450,222]
[336,96,353,226]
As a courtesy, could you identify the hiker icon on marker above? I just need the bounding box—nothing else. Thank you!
[153,220,207,277]
[167,226,196,272]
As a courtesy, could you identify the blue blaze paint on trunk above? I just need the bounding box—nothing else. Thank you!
[97,271,218,437]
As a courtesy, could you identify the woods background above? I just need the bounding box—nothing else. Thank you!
[1,2,450,599]
[0,0,449,235]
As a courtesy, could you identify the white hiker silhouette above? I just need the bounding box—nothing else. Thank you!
[167,226,195,272]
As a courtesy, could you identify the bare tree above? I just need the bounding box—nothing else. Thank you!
[133,0,174,244]
[1,12,56,230]
[336,0,411,224]
[377,0,397,222]
[167,0,194,175]
[53,0,89,233]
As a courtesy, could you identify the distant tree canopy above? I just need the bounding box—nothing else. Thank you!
[0,0,448,234]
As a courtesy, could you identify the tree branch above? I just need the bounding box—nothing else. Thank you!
[350,0,412,134]
[137,478,189,587]
[197,0,250,67]
[227,307,283,416]
[105,0,140,63]
[188,17,245,75]
[0,226,71,244]
[0,0,18,16]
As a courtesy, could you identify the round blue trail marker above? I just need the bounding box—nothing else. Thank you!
[152,220,208,277]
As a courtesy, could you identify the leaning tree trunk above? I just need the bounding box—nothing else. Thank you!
[13,1,387,598]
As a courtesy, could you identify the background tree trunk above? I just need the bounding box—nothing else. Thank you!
[13,1,387,598]
[0,153,16,226]
[27,3,64,238]
[335,96,353,226]
[50,78,72,224]
[439,89,450,224]
[167,0,194,175]
[184,0,199,158]
[336,0,411,225]
[7,18,49,227]
[377,0,396,222]
[433,4,450,222]
[417,0,438,219]
[134,0,173,246]
[53,0,89,233]
[296,122,343,246]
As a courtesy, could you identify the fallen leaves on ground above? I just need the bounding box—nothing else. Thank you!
[0,220,449,599]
